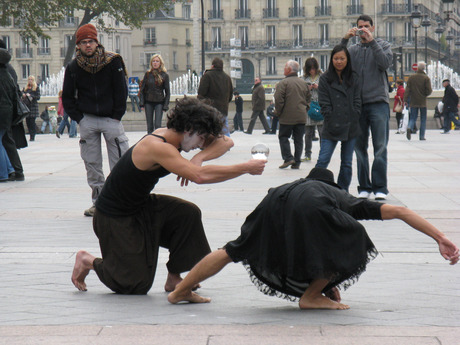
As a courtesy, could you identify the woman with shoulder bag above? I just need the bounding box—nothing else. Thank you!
[303,57,323,162]
[393,79,405,134]
[315,45,362,192]
[23,75,40,141]
[139,54,171,133]
[0,48,16,182]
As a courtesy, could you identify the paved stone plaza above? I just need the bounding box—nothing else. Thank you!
[0,129,459,344]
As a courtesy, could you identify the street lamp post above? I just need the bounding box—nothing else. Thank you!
[435,24,445,63]
[200,0,205,75]
[410,5,422,63]
[421,14,431,64]
[441,0,460,26]
[446,31,454,67]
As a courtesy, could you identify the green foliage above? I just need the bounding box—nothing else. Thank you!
[0,0,169,43]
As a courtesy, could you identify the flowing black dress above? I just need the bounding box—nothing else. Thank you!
[224,178,381,301]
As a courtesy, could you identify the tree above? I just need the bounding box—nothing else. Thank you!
[0,0,170,66]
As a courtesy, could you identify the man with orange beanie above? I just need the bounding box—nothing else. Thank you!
[62,23,129,217]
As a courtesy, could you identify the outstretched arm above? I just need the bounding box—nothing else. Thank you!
[380,204,459,265]
[178,135,235,186]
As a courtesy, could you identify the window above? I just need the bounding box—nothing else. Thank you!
[186,52,191,70]
[115,36,120,54]
[405,22,413,41]
[145,28,156,44]
[320,55,328,71]
[294,56,303,74]
[404,53,413,71]
[385,22,394,42]
[182,4,191,19]
[173,51,178,70]
[319,24,329,46]
[212,0,221,12]
[22,64,30,79]
[237,0,249,18]
[293,25,302,47]
[40,64,49,81]
[267,25,276,47]
[239,26,249,48]
[268,0,276,9]
[293,0,302,9]
[1,36,10,51]
[186,28,191,46]
[212,27,221,49]
[267,56,276,75]
[38,37,50,55]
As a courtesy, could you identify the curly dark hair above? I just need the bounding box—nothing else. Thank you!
[167,97,224,139]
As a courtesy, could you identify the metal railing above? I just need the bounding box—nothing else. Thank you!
[208,9,223,20]
[289,7,305,18]
[347,5,363,15]
[15,48,33,58]
[37,47,50,55]
[315,6,331,17]
[235,8,251,19]
[263,8,279,18]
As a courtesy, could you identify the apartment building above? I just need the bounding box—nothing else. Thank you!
[193,0,460,93]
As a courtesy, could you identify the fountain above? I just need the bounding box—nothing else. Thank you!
[426,61,460,90]
[39,67,66,96]
[170,70,200,95]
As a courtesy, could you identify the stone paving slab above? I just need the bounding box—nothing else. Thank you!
[0,129,459,343]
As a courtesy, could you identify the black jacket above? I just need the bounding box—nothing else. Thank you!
[235,95,243,113]
[318,72,361,141]
[139,71,170,109]
[197,68,233,116]
[442,84,459,114]
[0,49,17,130]
[62,57,128,123]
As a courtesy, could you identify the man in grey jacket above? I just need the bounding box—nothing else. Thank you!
[245,77,271,134]
[341,14,392,200]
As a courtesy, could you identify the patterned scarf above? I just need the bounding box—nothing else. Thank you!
[151,69,163,85]
[75,45,128,78]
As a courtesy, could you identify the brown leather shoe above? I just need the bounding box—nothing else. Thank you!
[279,160,295,169]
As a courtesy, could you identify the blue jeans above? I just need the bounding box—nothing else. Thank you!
[354,102,390,194]
[443,112,460,132]
[0,129,14,179]
[315,137,356,192]
[408,107,427,139]
[145,102,164,133]
[129,95,141,112]
[58,112,77,137]
[41,120,53,133]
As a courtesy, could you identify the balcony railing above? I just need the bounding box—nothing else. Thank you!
[381,4,414,14]
[205,38,344,51]
[235,8,251,19]
[315,6,331,16]
[144,38,157,46]
[37,47,50,55]
[347,5,363,15]
[173,64,179,70]
[263,8,279,18]
[208,9,223,20]
[16,48,33,58]
[186,39,192,47]
[289,7,305,18]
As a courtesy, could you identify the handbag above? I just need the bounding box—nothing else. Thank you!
[307,101,323,121]
[13,98,30,126]
[399,106,409,133]
[394,99,403,113]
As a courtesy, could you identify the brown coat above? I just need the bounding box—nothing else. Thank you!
[403,70,432,108]
[251,83,266,111]
[274,74,311,125]
[197,68,233,116]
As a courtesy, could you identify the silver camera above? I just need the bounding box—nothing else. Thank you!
[356,29,365,35]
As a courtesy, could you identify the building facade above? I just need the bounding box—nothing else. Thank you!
[193,0,460,93]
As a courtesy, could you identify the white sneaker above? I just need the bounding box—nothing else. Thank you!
[358,191,370,199]
[375,192,387,200]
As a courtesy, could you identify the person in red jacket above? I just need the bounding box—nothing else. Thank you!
[393,79,405,133]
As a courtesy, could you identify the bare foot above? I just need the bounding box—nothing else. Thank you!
[164,273,200,292]
[324,287,341,302]
[168,289,211,304]
[71,250,95,291]
[299,295,349,310]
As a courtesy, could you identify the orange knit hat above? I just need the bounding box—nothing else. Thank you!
[76,24,98,44]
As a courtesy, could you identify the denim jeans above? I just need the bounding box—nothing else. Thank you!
[278,124,305,164]
[408,107,427,139]
[443,112,460,132]
[58,112,77,137]
[315,137,356,192]
[129,95,141,112]
[354,101,390,194]
[41,120,53,133]
[0,129,14,180]
[145,102,164,133]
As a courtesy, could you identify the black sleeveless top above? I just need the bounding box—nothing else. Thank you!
[96,134,171,216]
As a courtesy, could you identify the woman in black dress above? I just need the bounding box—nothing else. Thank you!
[168,168,459,310]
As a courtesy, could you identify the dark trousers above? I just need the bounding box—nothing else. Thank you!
[145,102,164,133]
[270,116,279,134]
[2,127,23,174]
[233,112,244,131]
[93,194,211,294]
[246,110,270,134]
[278,124,305,164]
[25,117,37,140]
